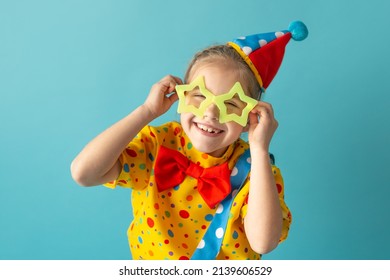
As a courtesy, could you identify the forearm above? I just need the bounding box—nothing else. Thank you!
[71,105,154,186]
[244,149,283,254]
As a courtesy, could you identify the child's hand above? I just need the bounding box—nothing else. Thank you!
[247,101,278,153]
[143,75,182,119]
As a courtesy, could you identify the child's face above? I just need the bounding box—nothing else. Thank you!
[180,63,250,157]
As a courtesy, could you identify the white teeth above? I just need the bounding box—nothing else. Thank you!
[196,123,221,134]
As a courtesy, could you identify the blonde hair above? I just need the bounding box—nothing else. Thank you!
[184,45,262,100]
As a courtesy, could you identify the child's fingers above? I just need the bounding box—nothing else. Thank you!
[157,75,183,94]
[249,102,279,132]
[168,92,179,104]
[171,75,183,85]
[258,101,275,115]
[251,102,274,120]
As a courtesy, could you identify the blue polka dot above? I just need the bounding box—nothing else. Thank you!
[168,229,174,238]
[138,236,143,244]
[232,231,239,239]
[205,214,213,221]
[123,164,129,172]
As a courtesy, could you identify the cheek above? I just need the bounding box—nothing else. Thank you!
[180,113,193,131]
[180,113,190,124]
[227,123,245,137]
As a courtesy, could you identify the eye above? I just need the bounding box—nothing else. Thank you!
[188,91,205,99]
[225,101,239,108]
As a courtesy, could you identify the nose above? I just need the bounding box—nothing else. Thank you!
[202,103,220,121]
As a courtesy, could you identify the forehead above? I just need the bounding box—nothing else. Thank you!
[188,62,246,95]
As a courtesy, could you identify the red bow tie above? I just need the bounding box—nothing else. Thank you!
[154,146,232,209]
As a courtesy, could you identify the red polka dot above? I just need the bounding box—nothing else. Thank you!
[179,210,190,219]
[184,234,189,238]
[201,225,206,230]
[164,239,169,244]
[125,149,137,157]
[154,203,159,210]
[174,127,181,136]
[276,183,282,193]
[235,243,240,248]
[182,243,188,249]
[179,256,189,260]
[147,217,154,228]
[186,195,193,201]
[180,136,185,147]
[150,131,156,137]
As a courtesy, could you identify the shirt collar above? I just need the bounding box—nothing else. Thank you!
[178,125,237,168]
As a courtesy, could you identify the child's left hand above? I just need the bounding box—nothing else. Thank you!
[247,101,278,153]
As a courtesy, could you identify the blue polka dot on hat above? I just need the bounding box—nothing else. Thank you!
[228,20,308,92]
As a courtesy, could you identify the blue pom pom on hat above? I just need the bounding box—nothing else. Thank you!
[228,20,308,92]
[288,20,309,41]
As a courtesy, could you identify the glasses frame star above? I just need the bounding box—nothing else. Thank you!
[176,76,258,127]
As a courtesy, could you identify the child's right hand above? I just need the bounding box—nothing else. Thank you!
[71,75,182,187]
[143,75,182,119]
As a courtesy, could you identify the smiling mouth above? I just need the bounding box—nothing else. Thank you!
[195,122,223,134]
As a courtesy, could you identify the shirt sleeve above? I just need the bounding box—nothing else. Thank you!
[103,125,159,190]
[240,165,292,243]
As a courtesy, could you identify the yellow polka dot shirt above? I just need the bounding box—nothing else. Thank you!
[104,121,292,260]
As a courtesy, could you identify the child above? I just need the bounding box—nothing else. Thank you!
[71,21,308,260]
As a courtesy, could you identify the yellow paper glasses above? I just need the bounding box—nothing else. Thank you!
[176,76,258,126]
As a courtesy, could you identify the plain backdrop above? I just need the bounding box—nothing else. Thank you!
[1,0,389,260]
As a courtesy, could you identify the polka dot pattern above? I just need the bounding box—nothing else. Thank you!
[104,122,292,260]
[215,228,224,239]
[231,167,238,176]
[232,30,287,57]
[191,148,251,259]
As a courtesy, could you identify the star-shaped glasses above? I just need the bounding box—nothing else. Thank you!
[176,76,258,126]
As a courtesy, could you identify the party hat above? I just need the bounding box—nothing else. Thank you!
[228,20,308,91]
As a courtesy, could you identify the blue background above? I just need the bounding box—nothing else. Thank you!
[1,0,389,260]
